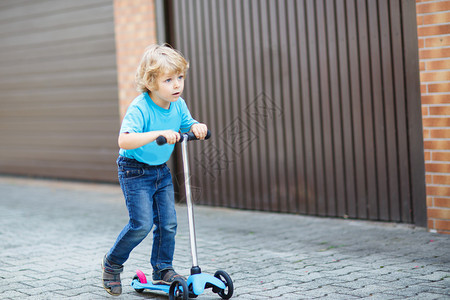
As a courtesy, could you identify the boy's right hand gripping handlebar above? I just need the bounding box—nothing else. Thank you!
[156,130,211,145]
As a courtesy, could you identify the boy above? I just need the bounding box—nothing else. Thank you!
[102,44,208,296]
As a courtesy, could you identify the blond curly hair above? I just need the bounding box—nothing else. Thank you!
[135,44,189,93]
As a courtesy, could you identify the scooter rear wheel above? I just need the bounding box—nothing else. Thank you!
[214,270,233,299]
[132,275,145,293]
[169,277,188,300]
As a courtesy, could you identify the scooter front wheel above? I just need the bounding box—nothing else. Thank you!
[214,270,233,299]
[169,277,189,300]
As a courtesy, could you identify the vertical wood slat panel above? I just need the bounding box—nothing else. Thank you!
[315,0,336,216]
[335,0,357,218]
[402,0,427,227]
[390,0,412,223]
[297,0,317,215]
[169,0,425,225]
[281,0,299,213]
[346,0,367,219]
[201,0,215,207]
[357,0,379,219]
[248,0,264,210]
[379,0,401,222]
[325,0,345,218]
[306,0,327,216]
[287,0,305,214]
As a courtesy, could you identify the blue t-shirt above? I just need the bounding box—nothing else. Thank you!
[119,92,198,165]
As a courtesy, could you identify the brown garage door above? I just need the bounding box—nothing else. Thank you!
[167,0,426,226]
[0,0,120,182]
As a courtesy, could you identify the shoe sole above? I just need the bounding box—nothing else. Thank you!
[152,279,170,285]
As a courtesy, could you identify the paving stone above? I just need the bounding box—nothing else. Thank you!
[344,284,398,297]
[411,271,450,282]
[331,277,381,289]
[298,285,357,298]
[404,293,448,300]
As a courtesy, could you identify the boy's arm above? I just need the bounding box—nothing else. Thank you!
[118,130,180,150]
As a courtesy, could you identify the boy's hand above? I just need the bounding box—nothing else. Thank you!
[191,123,208,140]
[160,130,180,144]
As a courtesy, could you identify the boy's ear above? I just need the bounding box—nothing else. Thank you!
[146,82,157,92]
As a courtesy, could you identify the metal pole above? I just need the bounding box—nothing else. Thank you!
[181,135,199,268]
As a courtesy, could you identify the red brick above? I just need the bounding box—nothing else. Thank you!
[426,163,450,173]
[422,117,450,127]
[420,71,450,83]
[424,140,450,150]
[426,59,450,71]
[420,61,426,71]
[430,129,450,139]
[422,106,429,116]
[423,12,450,25]
[428,207,450,218]
[435,219,450,230]
[419,48,450,60]
[421,94,450,104]
[425,36,450,48]
[432,151,450,161]
[417,15,424,26]
[435,197,450,208]
[421,84,428,93]
[428,82,450,93]
[417,24,450,37]
[433,175,450,185]
[418,38,425,48]
[417,1,450,14]
[429,105,450,116]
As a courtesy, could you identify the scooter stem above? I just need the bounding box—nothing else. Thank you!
[181,135,200,270]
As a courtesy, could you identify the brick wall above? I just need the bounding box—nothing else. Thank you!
[113,0,157,119]
[417,0,450,234]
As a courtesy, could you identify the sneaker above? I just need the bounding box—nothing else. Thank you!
[152,268,186,285]
[101,255,124,296]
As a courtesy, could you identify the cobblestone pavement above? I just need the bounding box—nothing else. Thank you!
[0,175,449,299]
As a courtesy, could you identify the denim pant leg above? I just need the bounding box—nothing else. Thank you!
[151,166,177,273]
[107,159,156,265]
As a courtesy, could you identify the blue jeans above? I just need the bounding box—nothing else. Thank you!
[107,156,177,274]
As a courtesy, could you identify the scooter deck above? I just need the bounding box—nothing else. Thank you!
[131,279,171,293]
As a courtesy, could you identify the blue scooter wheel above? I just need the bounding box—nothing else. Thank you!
[169,277,188,300]
[214,270,234,299]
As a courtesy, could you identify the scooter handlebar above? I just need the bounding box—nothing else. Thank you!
[156,130,211,146]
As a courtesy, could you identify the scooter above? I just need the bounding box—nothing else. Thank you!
[131,131,234,300]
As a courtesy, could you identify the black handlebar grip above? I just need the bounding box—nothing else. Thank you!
[205,130,212,140]
[156,130,211,146]
[156,135,168,146]
[185,130,212,141]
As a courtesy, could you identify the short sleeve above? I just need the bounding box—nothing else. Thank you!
[120,105,145,134]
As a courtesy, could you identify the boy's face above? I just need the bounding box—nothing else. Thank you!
[149,72,185,109]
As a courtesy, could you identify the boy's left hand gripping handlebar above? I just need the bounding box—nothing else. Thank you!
[156,130,211,146]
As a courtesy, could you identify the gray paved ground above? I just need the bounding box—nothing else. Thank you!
[0,175,449,299]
